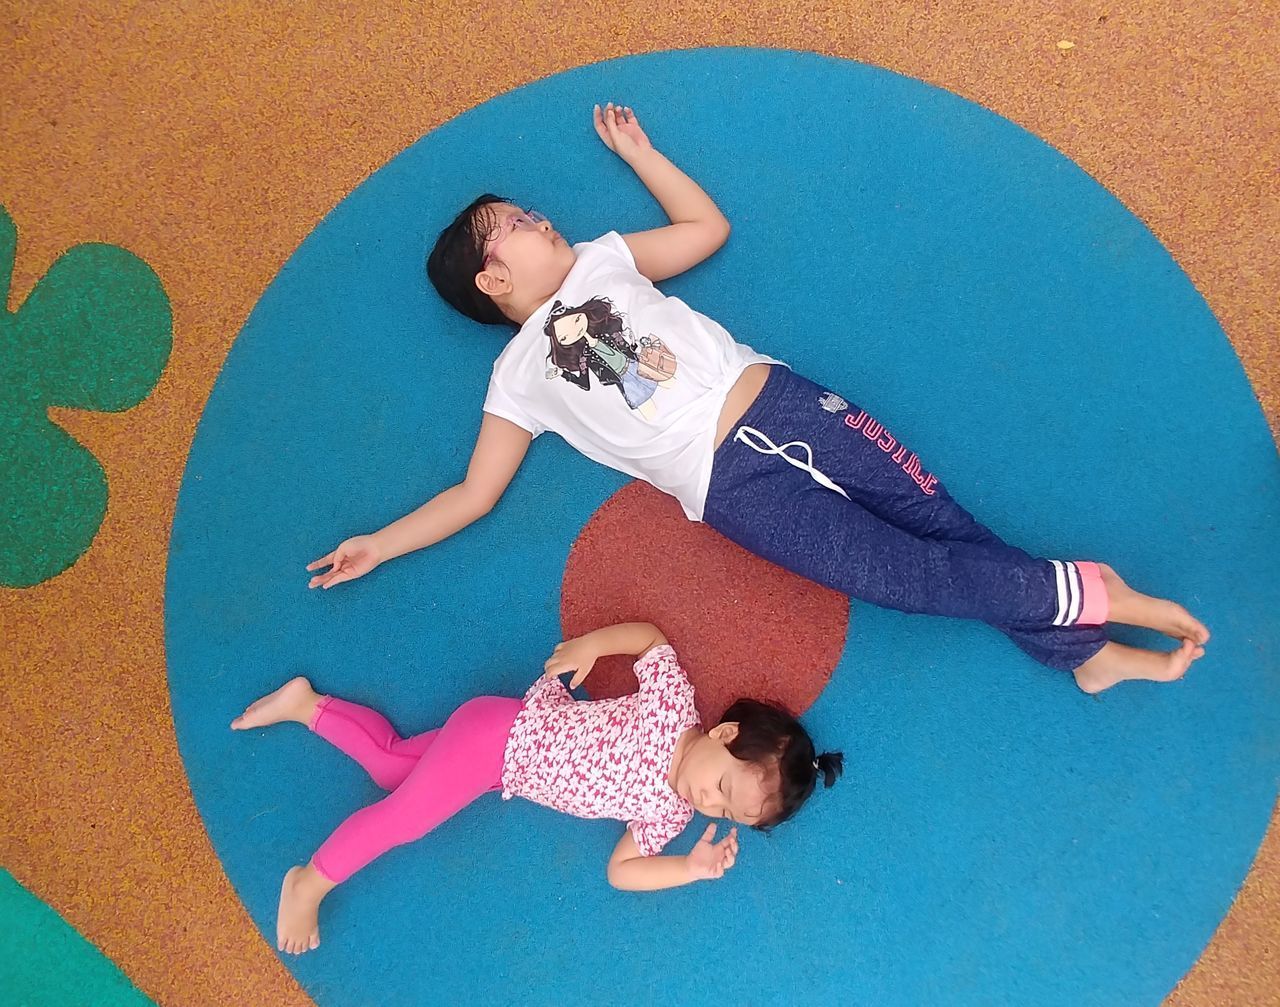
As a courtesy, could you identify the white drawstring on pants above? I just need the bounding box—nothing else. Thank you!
[733,426,851,500]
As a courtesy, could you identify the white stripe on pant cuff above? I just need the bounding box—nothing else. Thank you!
[1052,560,1068,626]
[1066,561,1083,625]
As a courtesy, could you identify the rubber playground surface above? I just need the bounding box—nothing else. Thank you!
[3,6,1279,1006]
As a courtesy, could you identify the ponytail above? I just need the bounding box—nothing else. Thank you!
[814,751,844,789]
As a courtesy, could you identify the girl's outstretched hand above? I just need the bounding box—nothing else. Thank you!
[685,823,739,881]
[543,638,598,689]
[593,102,653,162]
[307,535,382,589]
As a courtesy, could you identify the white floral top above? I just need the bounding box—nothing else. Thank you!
[500,645,700,856]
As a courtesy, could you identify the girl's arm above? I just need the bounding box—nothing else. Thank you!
[542,622,668,688]
[568,622,668,661]
[606,825,739,891]
[375,412,531,558]
[593,103,731,284]
[626,144,728,230]
[307,413,531,589]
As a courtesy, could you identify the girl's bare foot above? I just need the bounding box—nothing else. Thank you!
[277,863,335,954]
[1073,639,1205,695]
[1098,564,1210,644]
[230,676,322,730]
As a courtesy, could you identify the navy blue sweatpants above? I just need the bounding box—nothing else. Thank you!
[702,366,1108,671]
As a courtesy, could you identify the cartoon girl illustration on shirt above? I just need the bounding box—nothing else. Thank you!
[543,297,675,420]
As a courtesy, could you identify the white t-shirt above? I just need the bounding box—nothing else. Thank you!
[482,231,779,520]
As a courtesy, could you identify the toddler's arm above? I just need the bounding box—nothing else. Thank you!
[307,412,531,589]
[542,622,668,689]
[606,824,738,891]
[567,622,668,660]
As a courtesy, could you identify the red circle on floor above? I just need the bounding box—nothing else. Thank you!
[560,481,850,722]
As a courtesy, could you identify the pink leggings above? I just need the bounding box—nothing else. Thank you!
[307,694,523,884]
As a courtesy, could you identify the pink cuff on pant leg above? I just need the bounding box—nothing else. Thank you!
[308,695,333,732]
[1075,561,1109,625]
[311,856,340,884]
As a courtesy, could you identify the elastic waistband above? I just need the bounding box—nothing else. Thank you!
[713,364,793,466]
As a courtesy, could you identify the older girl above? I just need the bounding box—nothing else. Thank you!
[308,103,1208,694]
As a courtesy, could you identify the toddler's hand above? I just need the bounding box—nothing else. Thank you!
[307,535,382,589]
[685,823,739,881]
[593,102,653,162]
[543,638,598,689]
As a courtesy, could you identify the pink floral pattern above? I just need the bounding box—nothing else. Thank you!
[500,644,700,856]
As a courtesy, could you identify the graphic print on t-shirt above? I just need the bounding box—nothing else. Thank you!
[542,296,678,421]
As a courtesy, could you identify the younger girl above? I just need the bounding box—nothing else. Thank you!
[230,622,842,954]
[308,102,1210,694]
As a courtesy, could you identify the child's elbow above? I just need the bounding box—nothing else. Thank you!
[606,855,641,890]
[462,480,502,517]
[641,623,669,649]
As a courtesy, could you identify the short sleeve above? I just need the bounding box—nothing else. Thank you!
[628,805,694,857]
[590,230,638,271]
[632,644,691,697]
[483,370,545,438]
[521,675,573,710]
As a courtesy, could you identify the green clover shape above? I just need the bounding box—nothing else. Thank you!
[0,205,172,587]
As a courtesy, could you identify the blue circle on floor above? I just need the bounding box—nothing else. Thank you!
[165,48,1280,1007]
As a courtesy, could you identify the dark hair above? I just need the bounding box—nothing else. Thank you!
[425,193,519,329]
[719,698,843,830]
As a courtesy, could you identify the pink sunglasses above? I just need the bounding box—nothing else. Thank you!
[483,208,549,266]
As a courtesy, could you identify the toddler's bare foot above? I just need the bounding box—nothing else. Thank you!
[231,676,322,730]
[277,863,335,955]
[1098,564,1210,644]
[1073,639,1205,695]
